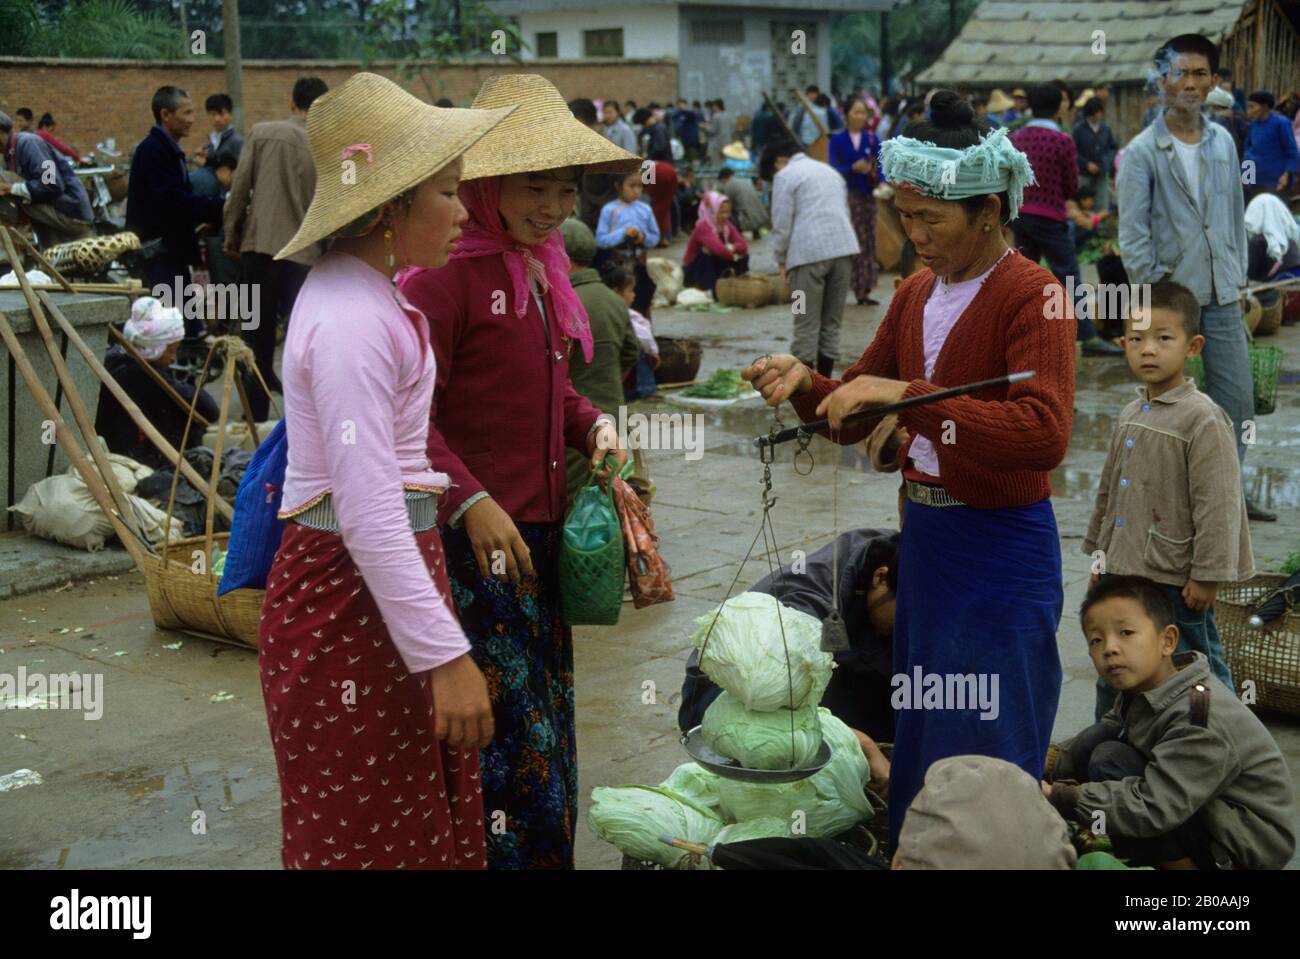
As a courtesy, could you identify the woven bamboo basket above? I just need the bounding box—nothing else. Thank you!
[140,337,276,650]
[654,335,702,384]
[1255,296,1283,336]
[715,270,773,308]
[753,271,792,303]
[144,532,262,648]
[1218,574,1300,717]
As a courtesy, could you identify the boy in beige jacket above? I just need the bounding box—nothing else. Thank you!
[1083,280,1253,718]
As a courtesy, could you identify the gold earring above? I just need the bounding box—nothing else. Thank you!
[384,226,395,267]
[982,223,991,233]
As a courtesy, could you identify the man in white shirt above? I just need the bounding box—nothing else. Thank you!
[761,137,861,377]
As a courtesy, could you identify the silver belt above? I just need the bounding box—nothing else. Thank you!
[289,490,439,533]
[905,480,966,508]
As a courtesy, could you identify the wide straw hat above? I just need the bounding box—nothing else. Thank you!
[986,88,1015,113]
[460,73,642,180]
[276,72,515,260]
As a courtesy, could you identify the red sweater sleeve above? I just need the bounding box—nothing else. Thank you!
[693,221,736,259]
[788,279,908,445]
[727,222,749,257]
[896,285,1075,474]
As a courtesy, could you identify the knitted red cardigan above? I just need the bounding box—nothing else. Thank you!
[790,251,1075,509]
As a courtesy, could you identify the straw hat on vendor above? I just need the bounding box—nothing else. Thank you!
[743,90,1076,853]
[397,73,638,870]
[986,88,1015,114]
[256,71,520,871]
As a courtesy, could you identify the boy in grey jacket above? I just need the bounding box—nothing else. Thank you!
[1045,575,1295,870]
[1084,281,1253,719]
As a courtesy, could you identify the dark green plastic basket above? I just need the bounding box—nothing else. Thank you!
[1185,343,1284,415]
[559,470,625,626]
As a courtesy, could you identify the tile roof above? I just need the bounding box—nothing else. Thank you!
[917,0,1250,86]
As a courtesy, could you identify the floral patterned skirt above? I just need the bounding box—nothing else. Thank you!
[440,521,577,870]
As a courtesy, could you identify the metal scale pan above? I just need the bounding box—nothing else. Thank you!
[681,726,832,784]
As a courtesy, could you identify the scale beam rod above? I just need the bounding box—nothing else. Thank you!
[754,371,1036,451]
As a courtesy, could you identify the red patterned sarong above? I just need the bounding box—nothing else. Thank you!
[258,523,487,870]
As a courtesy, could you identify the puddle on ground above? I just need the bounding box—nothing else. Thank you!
[0,760,275,869]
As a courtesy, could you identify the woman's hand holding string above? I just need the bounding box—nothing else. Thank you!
[463,497,534,584]
[429,653,495,749]
[815,375,909,431]
[742,353,810,406]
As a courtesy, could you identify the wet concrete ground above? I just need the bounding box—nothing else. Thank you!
[2,233,1297,869]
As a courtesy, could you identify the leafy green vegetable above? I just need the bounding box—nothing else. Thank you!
[691,592,834,712]
[681,368,749,398]
[702,691,821,770]
[714,710,871,837]
[588,784,722,868]
[659,763,722,814]
[715,817,793,844]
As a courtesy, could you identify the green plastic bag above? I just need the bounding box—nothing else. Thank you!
[559,462,625,625]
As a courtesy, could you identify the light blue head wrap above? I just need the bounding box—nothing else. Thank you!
[880,126,1036,219]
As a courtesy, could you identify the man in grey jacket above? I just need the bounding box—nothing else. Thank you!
[762,137,860,377]
[0,110,93,246]
[1117,33,1273,521]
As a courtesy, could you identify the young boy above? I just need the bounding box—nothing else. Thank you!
[595,169,659,318]
[1044,575,1295,870]
[1083,280,1254,719]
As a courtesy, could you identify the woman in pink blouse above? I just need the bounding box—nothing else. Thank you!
[682,190,750,293]
[256,73,512,870]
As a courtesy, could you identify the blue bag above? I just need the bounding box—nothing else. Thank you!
[216,419,288,595]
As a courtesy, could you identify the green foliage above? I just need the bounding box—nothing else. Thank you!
[832,0,981,94]
[3,0,184,59]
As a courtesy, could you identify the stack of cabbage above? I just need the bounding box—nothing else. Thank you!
[588,593,873,868]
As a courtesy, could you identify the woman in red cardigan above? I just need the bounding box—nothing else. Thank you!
[745,91,1074,851]
[682,190,750,293]
[399,75,635,870]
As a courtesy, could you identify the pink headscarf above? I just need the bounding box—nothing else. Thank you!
[697,190,728,240]
[451,177,594,362]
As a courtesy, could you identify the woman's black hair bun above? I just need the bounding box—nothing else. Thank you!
[927,90,975,130]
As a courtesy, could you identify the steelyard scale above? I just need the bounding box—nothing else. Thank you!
[682,365,1035,783]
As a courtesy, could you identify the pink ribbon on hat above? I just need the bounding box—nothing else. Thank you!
[341,143,374,163]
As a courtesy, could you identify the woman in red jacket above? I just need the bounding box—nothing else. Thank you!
[682,190,750,294]
[745,91,1074,851]
[399,74,635,870]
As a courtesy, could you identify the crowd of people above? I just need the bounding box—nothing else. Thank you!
[0,24,1296,871]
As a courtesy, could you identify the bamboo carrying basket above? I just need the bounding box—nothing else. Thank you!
[141,337,276,650]
[1218,574,1300,717]
[714,270,774,308]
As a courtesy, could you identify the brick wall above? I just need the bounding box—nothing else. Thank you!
[0,57,678,156]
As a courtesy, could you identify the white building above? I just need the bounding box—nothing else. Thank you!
[487,0,892,113]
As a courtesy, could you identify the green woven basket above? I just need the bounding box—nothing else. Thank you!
[1184,343,1284,415]
[559,467,625,626]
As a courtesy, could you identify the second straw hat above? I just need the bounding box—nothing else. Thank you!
[276,72,515,260]
[460,74,642,181]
